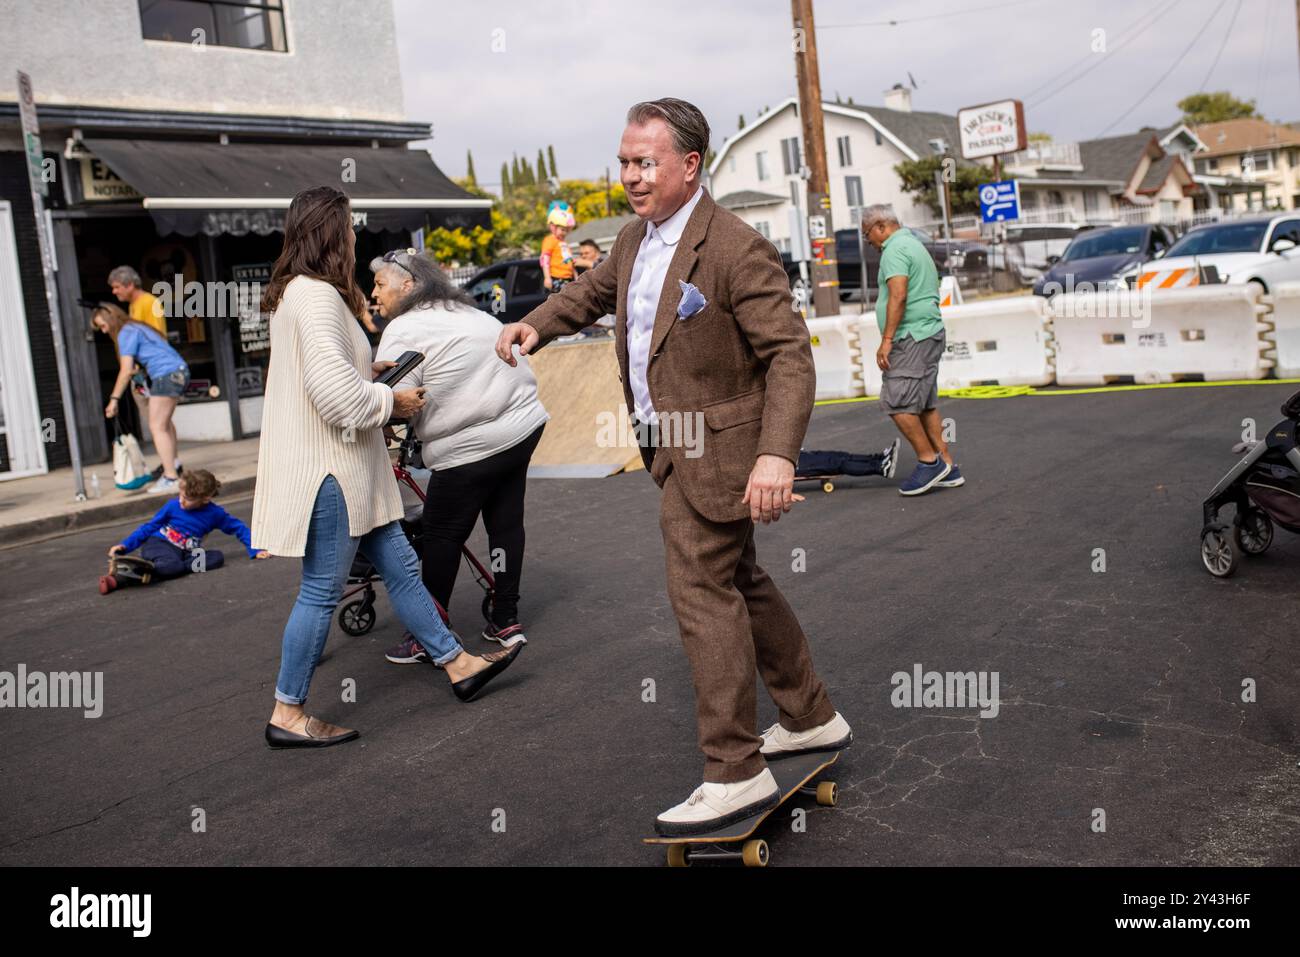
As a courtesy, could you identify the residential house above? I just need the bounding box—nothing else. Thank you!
[1193,118,1300,211]
[707,86,964,250]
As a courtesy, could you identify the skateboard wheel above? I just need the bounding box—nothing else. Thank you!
[667,844,690,868]
[742,839,769,868]
[822,481,834,493]
[816,781,838,807]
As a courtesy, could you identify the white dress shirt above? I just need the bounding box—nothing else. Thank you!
[625,186,704,423]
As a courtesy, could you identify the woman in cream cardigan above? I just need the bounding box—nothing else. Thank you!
[254,186,520,750]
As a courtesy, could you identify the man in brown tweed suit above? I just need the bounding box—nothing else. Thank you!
[496,98,851,836]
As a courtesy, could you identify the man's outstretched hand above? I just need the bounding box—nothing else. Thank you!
[495,323,540,367]
[743,453,800,524]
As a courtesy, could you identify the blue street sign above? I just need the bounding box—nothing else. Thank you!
[979,180,1020,223]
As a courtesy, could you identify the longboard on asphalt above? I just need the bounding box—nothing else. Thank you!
[642,750,841,867]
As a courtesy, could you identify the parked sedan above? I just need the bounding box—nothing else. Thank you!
[1033,224,1175,296]
[1121,215,1300,293]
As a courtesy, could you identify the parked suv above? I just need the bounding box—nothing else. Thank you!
[462,258,547,324]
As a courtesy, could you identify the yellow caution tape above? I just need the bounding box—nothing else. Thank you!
[813,378,1300,407]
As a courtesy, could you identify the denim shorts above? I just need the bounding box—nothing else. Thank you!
[149,367,190,399]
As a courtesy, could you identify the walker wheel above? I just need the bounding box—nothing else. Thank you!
[816,781,838,807]
[742,839,769,868]
[1235,507,1273,556]
[1200,523,1239,578]
[338,599,376,636]
[666,843,690,868]
[822,481,834,493]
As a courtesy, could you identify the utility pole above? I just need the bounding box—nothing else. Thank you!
[791,0,839,318]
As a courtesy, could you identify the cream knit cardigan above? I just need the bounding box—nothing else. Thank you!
[251,275,401,557]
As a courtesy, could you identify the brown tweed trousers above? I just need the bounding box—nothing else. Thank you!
[522,189,835,782]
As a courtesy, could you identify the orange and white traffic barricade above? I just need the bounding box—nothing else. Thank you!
[1134,266,1200,290]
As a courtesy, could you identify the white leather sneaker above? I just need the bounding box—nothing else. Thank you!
[654,768,780,837]
[760,711,853,758]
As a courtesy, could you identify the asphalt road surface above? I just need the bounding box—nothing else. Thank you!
[2,383,1298,866]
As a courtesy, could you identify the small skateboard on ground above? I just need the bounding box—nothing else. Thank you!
[795,474,841,494]
[643,750,840,867]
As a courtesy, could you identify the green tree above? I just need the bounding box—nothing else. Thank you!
[465,149,477,187]
[547,144,558,178]
[894,156,988,217]
[536,149,549,184]
[1178,92,1260,125]
[738,113,745,129]
[500,160,510,197]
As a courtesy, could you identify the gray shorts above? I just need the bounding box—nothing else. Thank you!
[880,331,944,415]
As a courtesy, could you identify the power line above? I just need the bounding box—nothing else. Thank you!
[1028,0,1182,109]
[821,0,1044,28]
[1094,0,1229,137]
[1199,0,1244,90]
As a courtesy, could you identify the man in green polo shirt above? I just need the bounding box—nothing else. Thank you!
[863,204,964,495]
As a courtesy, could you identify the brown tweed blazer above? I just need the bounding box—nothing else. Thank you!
[521,189,815,523]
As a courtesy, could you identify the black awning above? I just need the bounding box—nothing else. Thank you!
[82,138,492,236]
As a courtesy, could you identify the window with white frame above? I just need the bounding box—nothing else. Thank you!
[780,137,801,176]
[1246,150,1273,172]
[754,221,771,239]
[756,151,770,181]
[845,176,863,208]
[836,135,852,167]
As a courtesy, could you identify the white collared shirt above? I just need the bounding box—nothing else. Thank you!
[625,186,704,423]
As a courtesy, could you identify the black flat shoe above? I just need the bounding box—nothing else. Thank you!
[451,644,523,702]
[265,718,360,749]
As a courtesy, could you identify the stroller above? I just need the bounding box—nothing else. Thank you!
[1200,388,1300,578]
[336,430,497,635]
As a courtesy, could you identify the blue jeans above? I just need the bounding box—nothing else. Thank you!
[275,475,463,704]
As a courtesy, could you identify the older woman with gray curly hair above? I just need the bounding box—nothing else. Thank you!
[371,249,549,660]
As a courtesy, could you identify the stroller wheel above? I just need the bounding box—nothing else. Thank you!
[338,599,377,636]
[1235,507,1273,556]
[1201,523,1240,578]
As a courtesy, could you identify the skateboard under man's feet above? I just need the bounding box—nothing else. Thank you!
[642,750,841,867]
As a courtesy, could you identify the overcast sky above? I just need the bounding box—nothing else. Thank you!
[393,0,1300,190]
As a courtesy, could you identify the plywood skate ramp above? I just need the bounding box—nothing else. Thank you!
[526,338,643,478]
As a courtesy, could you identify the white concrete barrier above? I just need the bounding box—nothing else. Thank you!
[808,316,865,399]
[851,296,1053,395]
[1051,285,1273,385]
[1268,282,1300,378]
[937,296,1054,389]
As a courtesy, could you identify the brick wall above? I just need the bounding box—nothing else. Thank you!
[0,150,70,469]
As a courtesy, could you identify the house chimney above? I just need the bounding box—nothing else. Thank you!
[883,83,912,112]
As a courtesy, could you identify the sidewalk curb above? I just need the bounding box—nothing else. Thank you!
[0,476,256,551]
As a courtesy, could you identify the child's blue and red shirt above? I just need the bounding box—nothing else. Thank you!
[119,499,258,557]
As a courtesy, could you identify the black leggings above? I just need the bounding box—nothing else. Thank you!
[421,424,544,625]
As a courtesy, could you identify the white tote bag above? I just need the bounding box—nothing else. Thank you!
[112,420,151,490]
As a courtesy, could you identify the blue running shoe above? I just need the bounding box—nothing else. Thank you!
[936,464,965,488]
[898,457,951,496]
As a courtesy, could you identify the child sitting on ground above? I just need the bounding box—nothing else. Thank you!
[101,469,268,594]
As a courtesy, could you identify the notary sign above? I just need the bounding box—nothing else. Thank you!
[958,99,1027,160]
